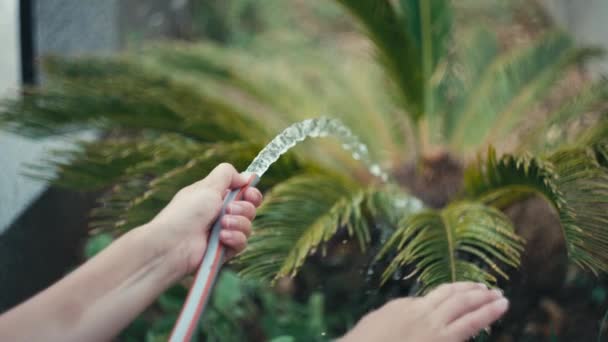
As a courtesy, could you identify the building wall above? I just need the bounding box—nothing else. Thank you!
[0,0,38,233]
[0,1,119,234]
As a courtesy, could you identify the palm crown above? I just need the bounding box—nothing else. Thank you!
[2,0,608,297]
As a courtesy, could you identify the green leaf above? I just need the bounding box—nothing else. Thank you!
[400,0,452,132]
[157,285,189,313]
[522,81,608,152]
[464,146,563,208]
[449,31,597,151]
[236,173,373,281]
[465,146,608,274]
[84,233,114,258]
[548,147,608,273]
[335,0,424,120]
[399,0,452,76]
[212,271,244,311]
[89,142,300,232]
[0,57,261,142]
[378,201,524,293]
[440,28,499,140]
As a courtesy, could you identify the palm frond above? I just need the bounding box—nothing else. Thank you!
[465,146,608,274]
[464,147,563,208]
[26,134,201,190]
[237,173,375,281]
[547,147,608,272]
[0,57,262,142]
[399,0,452,140]
[521,81,608,152]
[399,0,452,75]
[335,0,424,120]
[439,28,499,141]
[89,142,305,232]
[378,201,524,293]
[448,31,600,151]
[27,128,307,233]
[143,42,408,171]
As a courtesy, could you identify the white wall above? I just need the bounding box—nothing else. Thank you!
[0,0,71,233]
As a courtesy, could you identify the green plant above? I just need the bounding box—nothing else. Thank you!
[2,0,608,338]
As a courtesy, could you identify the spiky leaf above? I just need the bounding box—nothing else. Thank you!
[547,147,608,273]
[378,202,524,293]
[237,173,377,281]
[465,146,608,274]
[0,57,261,142]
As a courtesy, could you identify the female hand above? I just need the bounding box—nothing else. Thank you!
[148,163,263,278]
[340,282,509,342]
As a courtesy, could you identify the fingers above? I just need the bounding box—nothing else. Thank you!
[425,282,487,308]
[243,187,263,207]
[200,163,250,193]
[435,288,503,325]
[220,230,247,257]
[446,297,509,341]
[226,201,256,220]
[221,214,252,237]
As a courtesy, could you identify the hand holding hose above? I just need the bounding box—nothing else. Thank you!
[149,163,262,277]
[0,163,262,342]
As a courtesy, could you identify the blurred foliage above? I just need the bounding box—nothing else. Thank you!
[118,270,330,341]
[87,237,331,340]
[2,0,608,339]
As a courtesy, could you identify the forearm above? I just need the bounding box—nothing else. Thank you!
[0,224,184,342]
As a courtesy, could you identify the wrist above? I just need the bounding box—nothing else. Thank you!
[131,223,187,285]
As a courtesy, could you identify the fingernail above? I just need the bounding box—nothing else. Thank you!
[227,203,243,215]
[477,282,487,289]
[221,230,233,240]
[491,289,503,297]
[494,298,509,310]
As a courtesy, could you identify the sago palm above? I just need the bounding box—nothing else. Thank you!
[2,0,608,330]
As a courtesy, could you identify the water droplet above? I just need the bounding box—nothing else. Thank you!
[370,164,382,176]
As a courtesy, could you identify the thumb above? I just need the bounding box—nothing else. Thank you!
[201,163,249,193]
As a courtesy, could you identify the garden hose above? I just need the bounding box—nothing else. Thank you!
[169,173,260,342]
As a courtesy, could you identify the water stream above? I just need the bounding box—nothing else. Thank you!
[245,117,389,181]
